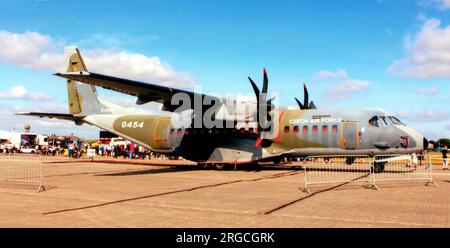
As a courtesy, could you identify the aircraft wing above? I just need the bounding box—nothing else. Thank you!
[15,112,83,121]
[55,72,221,112]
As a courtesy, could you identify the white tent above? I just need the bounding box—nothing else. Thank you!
[0,130,11,140]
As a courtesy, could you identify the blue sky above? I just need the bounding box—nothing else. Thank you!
[0,0,449,140]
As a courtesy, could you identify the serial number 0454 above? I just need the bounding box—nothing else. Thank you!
[121,121,144,128]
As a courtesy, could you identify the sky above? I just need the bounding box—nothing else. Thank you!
[0,0,449,140]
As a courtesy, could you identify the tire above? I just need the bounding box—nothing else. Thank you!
[197,163,210,169]
[373,162,385,173]
[214,163,228,170]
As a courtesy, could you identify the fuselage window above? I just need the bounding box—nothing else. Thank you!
[302,126,309,133]
[284,126,290,133]
[332,125,338,133]
[293,126,299,133]
[312,125,318,133]
[322,125,328,133]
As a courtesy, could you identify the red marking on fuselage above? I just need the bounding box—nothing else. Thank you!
[276,111,286,144]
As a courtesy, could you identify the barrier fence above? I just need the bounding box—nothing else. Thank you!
[428,156,450,176]
[0,154,45,192]
[303,154,437,193]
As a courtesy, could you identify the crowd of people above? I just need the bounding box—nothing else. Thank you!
[89,142,177,160]
[0,141,17,155]
[94,142,149,159]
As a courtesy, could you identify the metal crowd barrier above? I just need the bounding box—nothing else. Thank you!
[302,155,372,193]
[0,154,45,192]
[371,154,436,190]
[302,154,437,193]
[429,155,450,176]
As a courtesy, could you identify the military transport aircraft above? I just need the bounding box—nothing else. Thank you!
[18,46,427,172]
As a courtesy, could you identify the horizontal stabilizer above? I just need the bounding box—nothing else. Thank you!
[15,112,83,121]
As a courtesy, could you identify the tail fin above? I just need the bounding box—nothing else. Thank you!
[65,46,106,115]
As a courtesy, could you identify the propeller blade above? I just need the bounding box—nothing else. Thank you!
[267,96,276,111]
[303,83,309,109]
[267,96,276,105]
[248,77,260,97]
[262,68,268,94]
[295,97,305,109]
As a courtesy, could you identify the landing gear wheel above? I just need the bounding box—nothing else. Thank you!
[197,163,210,169]
[345,156,355,165]
[373,162,385,173]
[214,163,228,170]
[272,158,282,165]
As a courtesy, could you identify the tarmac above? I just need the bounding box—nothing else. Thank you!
[0,155,449,227]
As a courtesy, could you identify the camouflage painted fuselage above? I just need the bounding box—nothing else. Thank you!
[83,108,425,163]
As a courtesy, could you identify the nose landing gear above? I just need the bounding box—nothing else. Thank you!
[372,161,386,173]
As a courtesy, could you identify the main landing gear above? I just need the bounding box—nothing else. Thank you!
[372,161,386,173]
[197,163,230,170]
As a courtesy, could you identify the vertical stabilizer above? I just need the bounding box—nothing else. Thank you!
[64,46,106,115]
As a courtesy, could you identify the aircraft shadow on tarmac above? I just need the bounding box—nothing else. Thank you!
[95,164,304,177]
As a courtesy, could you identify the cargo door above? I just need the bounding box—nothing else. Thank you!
[341,121,359,149]
[153,118,171,149]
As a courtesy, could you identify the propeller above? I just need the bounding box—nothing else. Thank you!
[248,68,274,147]
[295,83,317,110]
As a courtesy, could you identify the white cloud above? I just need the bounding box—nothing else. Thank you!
[314,69,371,101]
[314,69,348,81]
[387,18,450,78]
[0,85,53,101]
[415,86,439,95]
[83,49,195,88]
[0,30,64,71]
[396,109,450,122]
[0,30,196,89]
[418,0,450,10]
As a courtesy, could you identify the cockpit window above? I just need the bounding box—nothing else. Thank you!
[379,116,390,127]
[369,116,379,127]
[369,116,396,128]
[388,116,404,125]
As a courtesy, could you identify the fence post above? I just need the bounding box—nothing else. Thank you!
[38,155,45,192]
[370,157,379,191]
[303,157,310,193]
[426,156,438,187]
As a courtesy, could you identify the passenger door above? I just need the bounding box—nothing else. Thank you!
[341,121,359,149]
